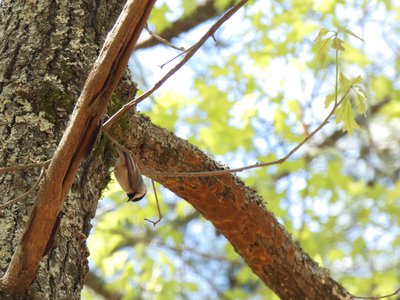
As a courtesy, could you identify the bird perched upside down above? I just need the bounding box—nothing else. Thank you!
[113,146,147,202]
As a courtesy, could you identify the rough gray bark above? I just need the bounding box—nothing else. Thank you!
[0,0,134,298]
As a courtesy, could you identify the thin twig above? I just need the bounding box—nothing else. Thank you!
[144,179,163,227]
[0,160,50,174]
[153,179,162,219]
[350,288,400,299]
[158,242,241,264]
[0,166,46,209]
[159,47,190,68]
[102,0,250,129]
[144,24,185,51]
[148,92,348,178]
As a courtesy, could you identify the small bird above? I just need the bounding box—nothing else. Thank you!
[113,146,147,202]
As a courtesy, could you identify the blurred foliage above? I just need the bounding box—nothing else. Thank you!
[83,0,400,299]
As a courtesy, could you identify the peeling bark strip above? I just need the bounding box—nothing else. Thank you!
[123,113,351,300]
[0,0,155,295]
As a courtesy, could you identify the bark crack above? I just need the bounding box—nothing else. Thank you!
[2,41,21,80]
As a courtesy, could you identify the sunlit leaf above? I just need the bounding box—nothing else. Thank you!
[355,92,366,115]
[314,28,330,42]
[336,97,360,134]
[339,72,352,94]
[325,92,336,108]
[343,29,365,41]
[351,75,363,85]
[318,37,332,58]
[331,37,345,51]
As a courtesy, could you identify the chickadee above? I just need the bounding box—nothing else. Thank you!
[113,146,147,202]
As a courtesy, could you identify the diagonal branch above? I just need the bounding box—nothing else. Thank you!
[117,110,351,299]
[0,0,156,295]
[103,0,250,129]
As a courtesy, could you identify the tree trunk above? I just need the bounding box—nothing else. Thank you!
[0,0,133,298]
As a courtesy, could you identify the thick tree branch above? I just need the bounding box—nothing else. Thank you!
[0,0,155,295]
[136,0,235,50]
[114,111,351,300]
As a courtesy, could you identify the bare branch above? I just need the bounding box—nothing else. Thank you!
[144,179,162,227]
[0,160,50,174]
[350,288,400,299]
[102,0,250,129]
[144,24,185,51]
[136,0,235,50]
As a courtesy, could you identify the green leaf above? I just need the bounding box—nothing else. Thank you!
[331,37,345,51]
[343,46,371,66]
[215,0,231,10]
[351,236,366,257]
[355,92,366,115]
[327,248,345,260]
[318,37,332,59]
[351,75,363,85]
[148,3,170,32]
[325,92,336,108]
[182,0,197,15]
[339,72,352,94]
[343,29,365,41]
[356,86,367,98]
[336,97,360,135]
[184,282,199,292]
[314,28,330,42]
[273,108,287,133]
[287,99,301,119]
